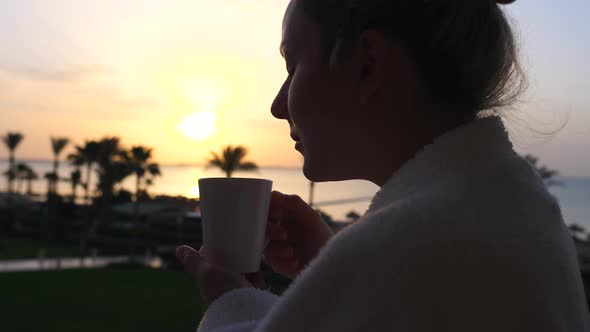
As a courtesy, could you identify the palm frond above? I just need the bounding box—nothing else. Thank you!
[147,163,161,177]
[238,162,258,171]
[50,137,70,156]
[207,145,257,177]
[2,132,24,151]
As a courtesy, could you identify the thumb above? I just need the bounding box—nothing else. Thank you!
[176,245,198,263]
[176,245,205,276]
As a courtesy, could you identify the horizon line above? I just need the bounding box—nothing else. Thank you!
[0,158,588,178]
[0,158,302,170]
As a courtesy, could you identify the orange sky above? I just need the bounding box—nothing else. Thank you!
[0,0,588,175]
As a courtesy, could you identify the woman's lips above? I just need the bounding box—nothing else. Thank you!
[291,133,302,151]
[295,141,303,151]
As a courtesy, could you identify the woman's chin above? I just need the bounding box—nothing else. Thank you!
[302,161,341,182]
[302,161,321,182]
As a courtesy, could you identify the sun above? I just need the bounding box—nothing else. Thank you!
[178,111,217,141]
[186,185,200,199]
[171,78,226,142]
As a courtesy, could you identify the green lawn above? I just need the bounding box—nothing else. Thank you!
[0,237,81,260]
[0,268,206,332]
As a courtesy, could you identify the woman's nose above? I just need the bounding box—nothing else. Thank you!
[271,81,289,120]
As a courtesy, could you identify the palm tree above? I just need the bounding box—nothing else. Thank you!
[124,146,161,260]
[50,137,70,195]
[70,169,82,203]
[125,147,162,211]
[15,163,33,194]
[70,141,100,205]
[69,141,99,266]
[146,163,162,190]
[2,132,24,193]
[25,167,38,196]
[44,172,58,196]
[207,145,258,178]
[128,147,153,204]
[95,137,130,225]
[67,152,85,203]
[96,138,128,194]
[140,164,161,200]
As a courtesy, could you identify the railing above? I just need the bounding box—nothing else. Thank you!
[0,255,163,273]
[313,196,373,207]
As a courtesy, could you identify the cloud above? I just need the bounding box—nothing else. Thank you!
[0,64,108,84]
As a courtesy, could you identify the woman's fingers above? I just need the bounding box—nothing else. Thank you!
[263,240,299,278]
[176,245,197,264]
[177,245,257,304]
[268,191,285,220]
[263,255,300,277]
[176,245,207,278]
[277,194,308,212]
[266,222,288,241]
[264,240,294,258]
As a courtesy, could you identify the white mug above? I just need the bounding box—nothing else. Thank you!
[198,177,273,273]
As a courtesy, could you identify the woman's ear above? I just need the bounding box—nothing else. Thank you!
[357,29,394,105]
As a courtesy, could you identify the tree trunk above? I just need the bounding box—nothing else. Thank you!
[26,179,33,196]
[16,177,24,194]
[85,163,92,205]
[308,181,315,208]
[52,157,59,194]
[8,152,15,194]
[95,168,114,234]
[134,173,141,220]
[131,173,142,262]
[71,182,76,203]
[80,162,93,267]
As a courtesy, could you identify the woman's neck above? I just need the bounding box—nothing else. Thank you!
[367,111,476,186]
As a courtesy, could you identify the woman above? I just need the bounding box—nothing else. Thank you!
[176,0,589,330]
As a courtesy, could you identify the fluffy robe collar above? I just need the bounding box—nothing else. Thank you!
[367,115,513,214]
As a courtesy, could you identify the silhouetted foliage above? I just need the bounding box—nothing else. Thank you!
[24,166,38,196]
[69,140,100,205]
[120,145,161,258]
[569,223,586,241]
[96,137,129,209]
[14,163,37,195]
[70,169,82,202]
[207,145,258,178]
[124,146,161,209]
[44,172,58,195]
[316,209,333,223]
[113,189,133,204]
[2,132,24,193]
[523,154,560,187]
[346,210,361,222]
[49,137,70,195]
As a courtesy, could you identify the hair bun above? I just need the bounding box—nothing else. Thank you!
[496,0,516,4]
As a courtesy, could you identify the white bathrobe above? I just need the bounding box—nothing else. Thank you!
[197,116,590,332]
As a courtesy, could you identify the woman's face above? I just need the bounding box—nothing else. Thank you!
[271,1,365,182]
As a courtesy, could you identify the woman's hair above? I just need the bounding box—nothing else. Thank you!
[297,0,527,114]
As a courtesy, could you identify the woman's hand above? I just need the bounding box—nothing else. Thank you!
[263,191,334,279]
[176,245,265,305]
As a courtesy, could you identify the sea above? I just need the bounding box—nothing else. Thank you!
[1,160,589,229]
